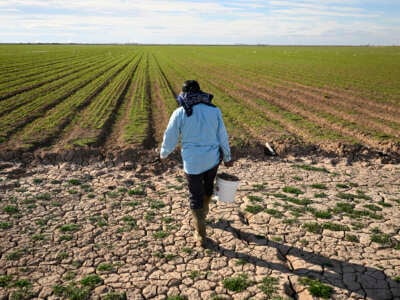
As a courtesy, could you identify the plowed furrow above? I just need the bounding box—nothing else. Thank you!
[218,69,400,141]
[148,55,170,143]
[249,73,400,125]
[96,58,142,148]
[216,70,391,147]
[222,75,394,149]
[103,57,143,151]
[103,62,142,150]
[223,64,400,119]
[142,54,157,148]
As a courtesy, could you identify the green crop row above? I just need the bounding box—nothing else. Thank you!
[0,55,128,142]
[0,45,130,81]
[0,54,109,117]
[122,53,151,144]
[0,49,79,81]
[66,53,141,147]
[0,57,95,98]
[13,56,134,150]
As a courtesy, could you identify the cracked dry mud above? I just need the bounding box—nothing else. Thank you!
[0,156,400,299]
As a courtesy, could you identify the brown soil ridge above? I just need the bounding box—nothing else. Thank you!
[224,63,400,118]
[237,70,400,133]
[149,57,170,144]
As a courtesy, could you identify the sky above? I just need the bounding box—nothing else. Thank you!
[0,0,399,45]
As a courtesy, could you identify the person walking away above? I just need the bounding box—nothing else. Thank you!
[160,80,233,247]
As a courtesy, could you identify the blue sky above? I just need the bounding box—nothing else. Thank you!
[0,0,399,45]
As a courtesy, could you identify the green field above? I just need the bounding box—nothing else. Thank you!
[0,44,399,160]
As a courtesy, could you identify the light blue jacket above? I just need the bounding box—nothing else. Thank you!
[160,104,231,175]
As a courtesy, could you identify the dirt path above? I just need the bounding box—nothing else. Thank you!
[0,156,399,299]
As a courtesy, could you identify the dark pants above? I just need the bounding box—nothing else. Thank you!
[185,163,219,210]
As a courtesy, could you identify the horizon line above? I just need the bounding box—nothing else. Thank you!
[1,42,399,47]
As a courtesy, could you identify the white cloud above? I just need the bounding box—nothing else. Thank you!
[0,0,398,44]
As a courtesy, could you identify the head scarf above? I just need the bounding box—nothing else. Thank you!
[176,91,215,116]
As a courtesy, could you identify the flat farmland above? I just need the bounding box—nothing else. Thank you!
[1,45,400,300]
[0,44,399,162]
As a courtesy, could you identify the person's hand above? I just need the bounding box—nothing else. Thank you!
[224,160,234,168]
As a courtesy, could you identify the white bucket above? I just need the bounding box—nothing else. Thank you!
[214,175,239,203]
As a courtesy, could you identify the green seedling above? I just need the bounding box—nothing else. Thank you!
[313,210,332,219]
[59,234,73,241]
[68,179,81,185]
[259,276,279,298]
[265,208,284,218]
[314,192,328,198]
[245,205,263,214]
[59,223,80,232]
[182,247,193,254]
[97,263,114,272]
[35,193,51,200]
[189,270,200,280]
[128,188,146,196]
[283,186,304,195]
[103,291,128,300]
[153,230,169,239]
[311,183,327,189]
[248,195,263,202]
[222,273,251,292]
[0,275,13,287]
[3,205,19,214]
[0,222,12,229]
[63,271,76,281]
[336,183,349,189]
[150,200,166,209]
[235,258,249,265]
[33,178,44,184]
[299,277,333,299]
[345,234,359,243]
[371,233,391,245]
[80,274,103,288]
[294,164,329,173]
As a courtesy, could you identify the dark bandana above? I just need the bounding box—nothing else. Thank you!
[176,91,215,116]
